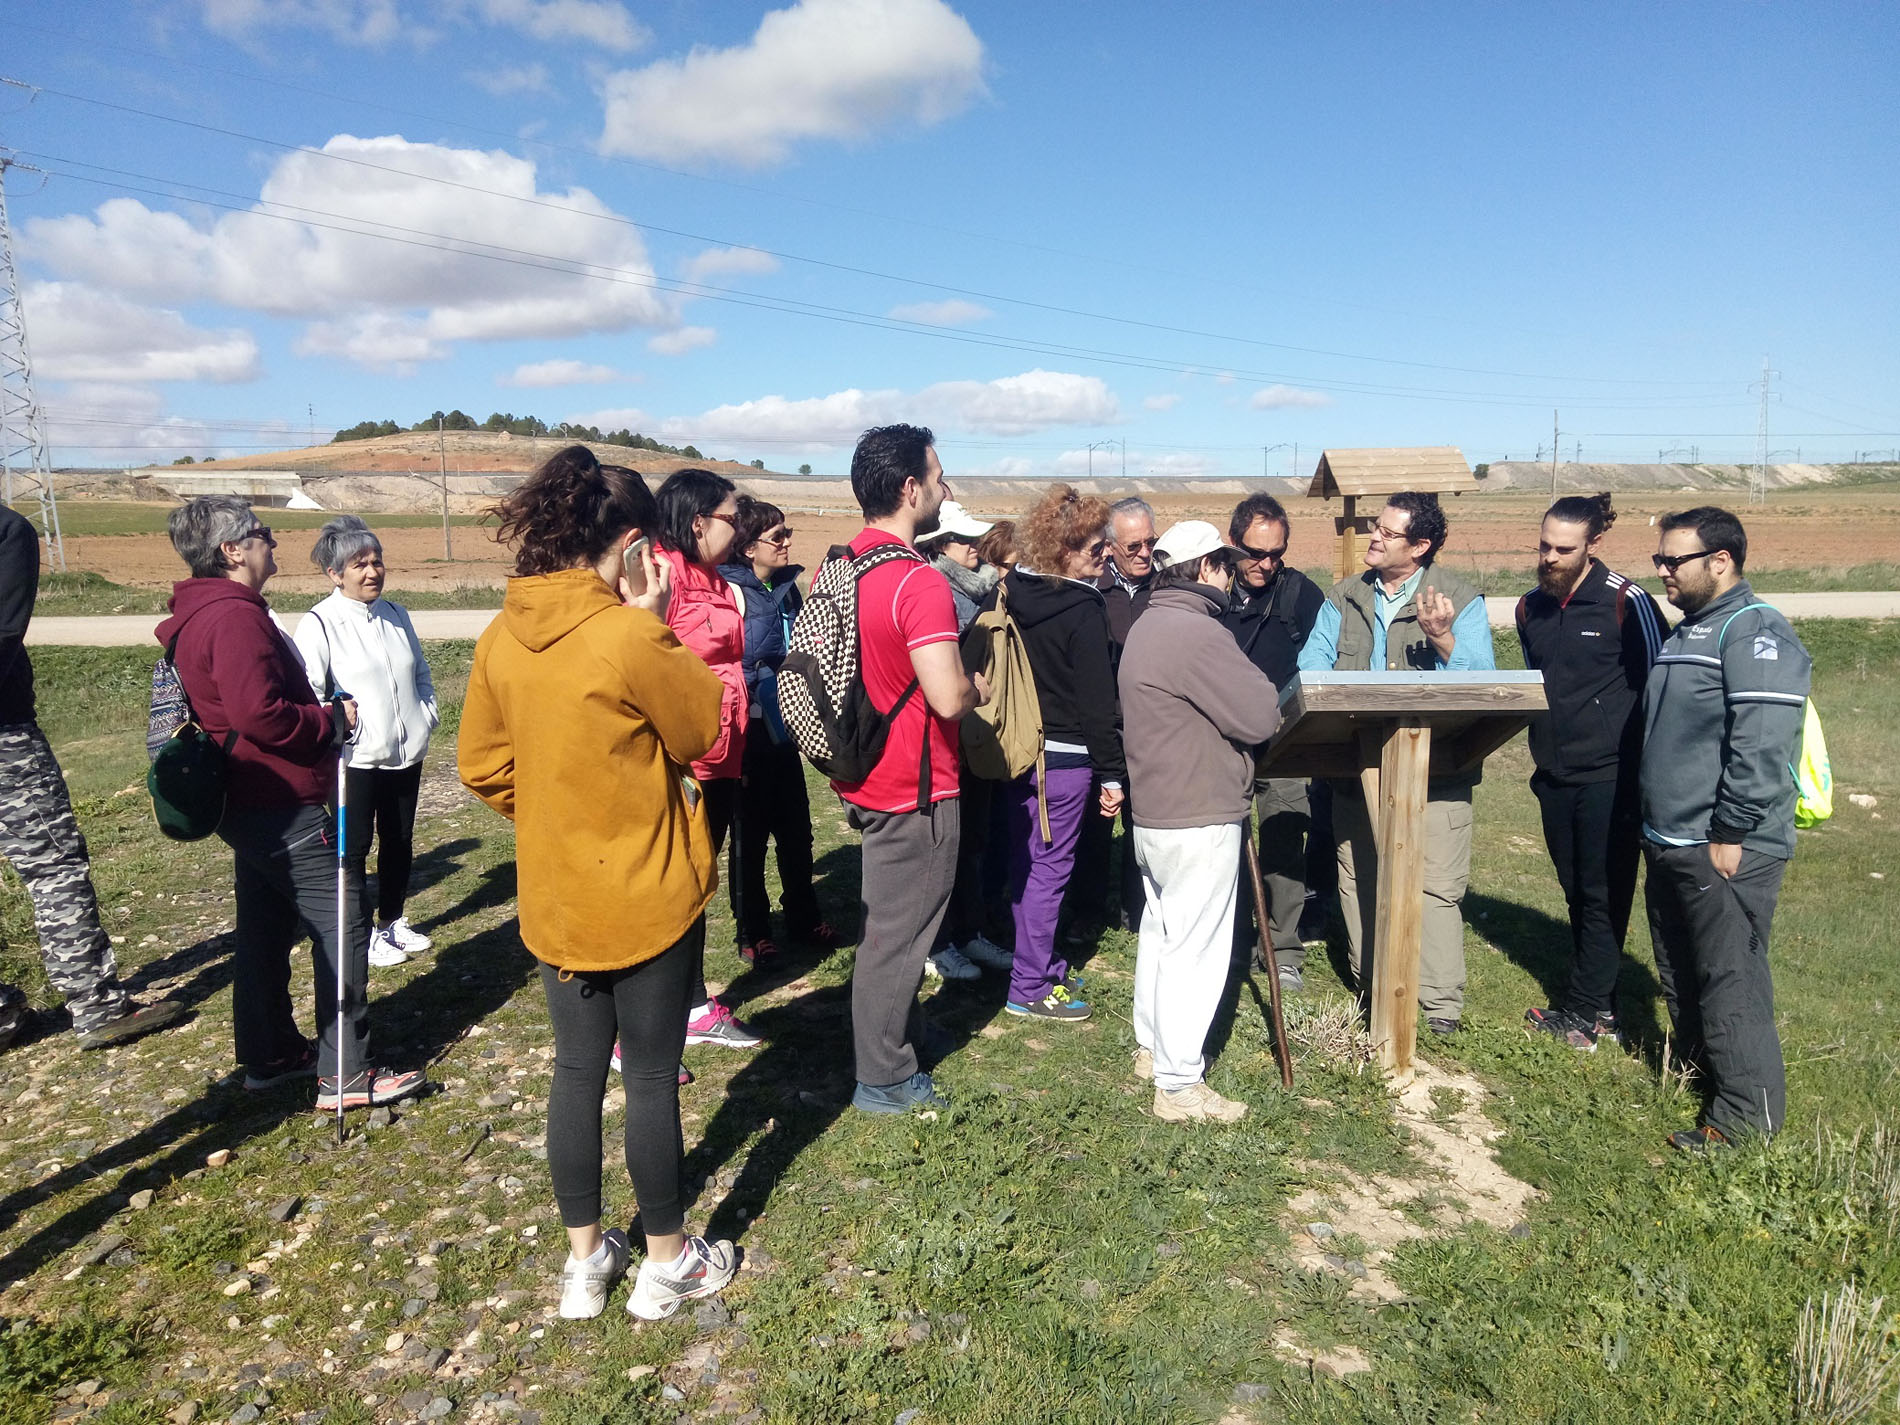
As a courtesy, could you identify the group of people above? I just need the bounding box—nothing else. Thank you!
[0,428,1813,1324]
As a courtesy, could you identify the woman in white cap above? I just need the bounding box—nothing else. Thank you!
[294,515,439,969]
[1118,520,1282,1122]
[918,500,997,635]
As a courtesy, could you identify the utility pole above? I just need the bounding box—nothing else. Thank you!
[437,414,453,560]
[308,403,315,449]
[1750,357,1776,505]
[0,154,63,570]
[1550,410,1559,495]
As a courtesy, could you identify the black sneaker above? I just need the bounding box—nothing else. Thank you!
[0,984,28,1052]
[243,1042,319,1090]
[1425,1017,1460,1037]
[75,998,186,1050]
[1589,1012,1621,1047]
[1525,1006,1597,1051]
[1668,1125,1731,1154]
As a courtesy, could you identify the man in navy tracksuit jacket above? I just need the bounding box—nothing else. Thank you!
[1516,496,1664,1049]
[1641,507,1809,1149]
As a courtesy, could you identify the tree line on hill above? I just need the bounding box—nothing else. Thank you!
[330,410,706,460]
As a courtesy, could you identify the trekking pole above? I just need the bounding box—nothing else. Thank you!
[1245,830,1294,1089]
[330,695,350,1146]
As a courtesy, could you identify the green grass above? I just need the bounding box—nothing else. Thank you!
[29,572,505,616]
[0,626,1896,1422]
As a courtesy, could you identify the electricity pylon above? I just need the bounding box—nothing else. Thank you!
[0,153,64,569]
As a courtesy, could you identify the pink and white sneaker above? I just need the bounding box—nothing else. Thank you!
[684,1000,761,1049]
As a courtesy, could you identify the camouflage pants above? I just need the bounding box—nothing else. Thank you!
[0,722,129,1034]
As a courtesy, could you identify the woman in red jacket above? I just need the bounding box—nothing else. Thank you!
[653,469,759,1051]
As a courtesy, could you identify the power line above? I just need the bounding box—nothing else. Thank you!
[1,76,1742,393]
[14,157,1752,413]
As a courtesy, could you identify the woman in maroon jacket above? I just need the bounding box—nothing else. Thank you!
[158,496,422,1111]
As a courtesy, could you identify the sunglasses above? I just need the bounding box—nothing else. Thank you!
[758,527,794,546]
[1085,538,1110,558]
[1120,537,1158,554]
[235,525,274,545]
[1238,542,1288,563]
[1652,548,1717,574]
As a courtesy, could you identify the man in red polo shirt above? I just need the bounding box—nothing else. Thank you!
[835,424,988,1114]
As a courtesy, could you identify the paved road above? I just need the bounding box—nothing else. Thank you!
[23,592,1900,647]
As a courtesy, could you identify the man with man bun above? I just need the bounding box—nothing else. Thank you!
[1516,494,1663,1051]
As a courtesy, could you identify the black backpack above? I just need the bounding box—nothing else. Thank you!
[146,632,236,842]
[778,542,931,800]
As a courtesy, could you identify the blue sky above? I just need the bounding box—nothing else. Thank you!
[5,0,1896,474]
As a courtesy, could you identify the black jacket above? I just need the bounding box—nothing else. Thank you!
[979,568,1125,782]
[0,506,38,726]
[1516,559,1664,784]
[1220,566,1324,691]
[1093,567,1153,661]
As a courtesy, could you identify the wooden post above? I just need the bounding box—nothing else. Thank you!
[1368,721,1431,1079]
[1334,494,1359,583]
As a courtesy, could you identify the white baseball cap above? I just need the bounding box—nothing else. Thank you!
[934,500,993,540]
[1153,519,1241,569]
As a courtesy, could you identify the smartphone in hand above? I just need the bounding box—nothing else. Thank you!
[622,536,651,599]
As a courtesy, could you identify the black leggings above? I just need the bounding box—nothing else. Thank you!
[539,920,698,1233]
[695,778,740,1007]
[343,763,424,925]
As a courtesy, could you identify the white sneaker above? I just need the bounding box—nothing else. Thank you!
[627,1236,737,1320]
[925,946,981,981]
[558,1228,629,1319]
[957,934,1014,973]
[383,916,433,954]
[1153,1081,1248,1123]
[367,929,408,968]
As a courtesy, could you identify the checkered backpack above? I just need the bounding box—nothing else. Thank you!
[778,542,926,788]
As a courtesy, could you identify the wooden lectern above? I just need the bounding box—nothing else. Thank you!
[1256,671,1547,1079]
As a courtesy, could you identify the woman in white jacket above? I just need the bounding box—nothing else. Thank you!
[294,516,440,968]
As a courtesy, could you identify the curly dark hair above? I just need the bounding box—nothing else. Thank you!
[490,444,657,577]
[1020,484,1112,574]
[1228,492,1289,545]
[729,495,785,556]
[1384,491,1449,565]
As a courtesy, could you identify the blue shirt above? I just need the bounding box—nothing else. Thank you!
[1299,573,1497,673]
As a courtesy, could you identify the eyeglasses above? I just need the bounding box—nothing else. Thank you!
[1085,538,1109,558]
[1120,537,1158,554]
[1371,522,1412,544]
[1238,542,1288,563]
[1652,548,1717,574]
[703,509,739,529]
[234,525,274,545]
[761,527,794,545]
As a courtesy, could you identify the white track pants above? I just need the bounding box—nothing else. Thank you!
[1132,821,1243,1092]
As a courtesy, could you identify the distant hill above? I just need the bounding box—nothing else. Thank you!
[181,429,795,481]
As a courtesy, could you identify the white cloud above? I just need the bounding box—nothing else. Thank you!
[1139,451,1218,477]
[681,246,780,285]
[27,282,261,384]
[25,137,675,370]
[888,298,991,326]
[1248,383,1332,410]
[500,359,624,386]
[202,0,409,46]
[599,0,986,168]
[1142,392,1182,412]
[633,368,1117,451]
[647,326,718,356]
[200,0,645,47]
[469,63,550,96]
[478,0,649,51]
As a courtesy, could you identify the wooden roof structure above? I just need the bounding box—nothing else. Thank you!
[1307,447,1475,500]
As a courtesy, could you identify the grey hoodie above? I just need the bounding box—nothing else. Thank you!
[1118,582,1282,829]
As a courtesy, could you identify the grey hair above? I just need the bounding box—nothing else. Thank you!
[1108,497,1154,527]
[311,514,382,575]
[167,495,258,579]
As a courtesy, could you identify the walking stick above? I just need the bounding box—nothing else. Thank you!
[1245,831,1294,1089]
[330,696,350,1146]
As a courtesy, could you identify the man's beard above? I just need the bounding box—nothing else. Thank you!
[1670,580,1712,615]
[1536,564,1572,597]
[914,505,941,538]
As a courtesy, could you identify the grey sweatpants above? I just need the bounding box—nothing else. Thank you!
[1644,840,1788,1137]
[1249,777,1311,969]
[0,722,130,1035]
[847,797,960,1087]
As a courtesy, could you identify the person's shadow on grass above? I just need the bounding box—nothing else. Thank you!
[1463,890,1665,1053]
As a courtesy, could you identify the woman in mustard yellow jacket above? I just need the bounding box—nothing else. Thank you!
[458,445,738,1323]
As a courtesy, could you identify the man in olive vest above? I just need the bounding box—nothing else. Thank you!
[1297,492,1495,1034]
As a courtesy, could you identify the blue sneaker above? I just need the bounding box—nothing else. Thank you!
[852,1071,949,1115]
[1004,985,1091,1021]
